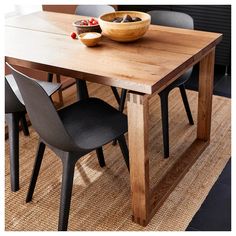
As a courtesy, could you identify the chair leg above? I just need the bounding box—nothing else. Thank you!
[26,141,46,202]
[58,155,76,231]
[47,73,53,82]
[117,135,130,171]
[7,113,20,192]
[96,147,106,168]
[111,86,121,106]
[159,92,170,159]
[76,79,89,100]
[112,89,127,146]
[119,89,127,113]
[179,84,194,125]
[20,113,29,136]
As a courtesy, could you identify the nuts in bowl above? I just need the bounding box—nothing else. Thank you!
[72,18,101,35]
[112,14,142,23]
[98,11,151,42]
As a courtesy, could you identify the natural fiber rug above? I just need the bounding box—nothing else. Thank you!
[5,83,231,231]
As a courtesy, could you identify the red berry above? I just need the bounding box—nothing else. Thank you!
[92,20,98,25]
[80,20,88,25]
[70,32,77,39]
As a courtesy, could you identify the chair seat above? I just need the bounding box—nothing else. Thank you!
[6,74,61,106]
[59,98,128,150]
[37,80,61,97]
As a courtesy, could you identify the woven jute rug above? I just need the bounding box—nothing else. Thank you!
[5,84,231,231]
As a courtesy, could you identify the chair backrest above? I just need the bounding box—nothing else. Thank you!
[148,10,194,82]
[75,5,115,17]
[6,63,78,152]
[147,10,194,29]
[5,75,25,113]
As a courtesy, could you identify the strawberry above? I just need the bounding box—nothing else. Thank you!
[70,32,77,39]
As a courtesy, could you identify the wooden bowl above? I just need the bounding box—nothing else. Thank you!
[78,32,102,47]
[72,20,101,35]
[98,11,151,42]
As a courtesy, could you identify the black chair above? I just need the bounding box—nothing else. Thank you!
[47,5,118,167]
[75,5,115,17]
[5,74,61,192]
[7,64,129,231]
[75,5,125,146]
[116,10,195,158]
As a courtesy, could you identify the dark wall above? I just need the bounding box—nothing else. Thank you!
[118,5,231,67]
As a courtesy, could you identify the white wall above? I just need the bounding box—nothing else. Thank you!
[5,5,42,18]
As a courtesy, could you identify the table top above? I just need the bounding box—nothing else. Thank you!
[5,11,222,94]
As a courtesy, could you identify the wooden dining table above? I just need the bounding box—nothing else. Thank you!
[5,11,222,227]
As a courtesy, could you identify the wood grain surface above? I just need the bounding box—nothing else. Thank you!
[5,11,222,94]
[127,93,150,226]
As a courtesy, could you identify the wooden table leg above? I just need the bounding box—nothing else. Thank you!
[126,49,216,227]
[127,92,150,226]
[197,48,215,141]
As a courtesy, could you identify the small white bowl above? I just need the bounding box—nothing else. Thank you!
[78,32,102,47]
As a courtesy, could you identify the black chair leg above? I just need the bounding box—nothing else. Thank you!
[119,89,127,113]
[26,141,46,202]
[159,92,170,159]
[58,155,76,231]
[96,147,106,168]
[20,113,29,136]
[112,89,127,146]
[117,135,130,171]
[112,140,117,146]
[76,79,89,100]
[179,84,194,125]
[111,86,121,106]
[7,113,20,192]
[47,73,53,82]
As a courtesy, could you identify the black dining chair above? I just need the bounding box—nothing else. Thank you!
[116,10,194,158]
[5,74,61,192]
[47,6,119,167]
[75,4,115,17]
[7,63,129,231]
[75,5,125,146]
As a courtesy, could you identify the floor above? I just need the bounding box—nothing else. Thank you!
[5,86,231,231]
[186,64,231,231]
[186,160,231,231]
[5,65,231,231]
